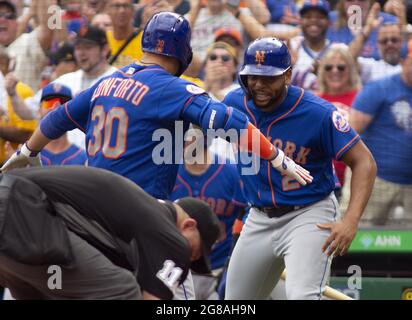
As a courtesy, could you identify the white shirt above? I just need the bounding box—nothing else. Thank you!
[290,36,331,91]
[188,8,243,61]
[358,57,401,84]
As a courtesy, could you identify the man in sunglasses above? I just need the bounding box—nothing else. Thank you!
[348,4,403,83]
[223,37,377,300]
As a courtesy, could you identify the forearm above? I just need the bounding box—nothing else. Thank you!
[244,0,270,25]
[9,95,37,120]
[187,4,201,28]
[36,0,57,52]
[237,10,266,40]
[345,149,377,223]
[348,31,369,60]
[26,127,52,152]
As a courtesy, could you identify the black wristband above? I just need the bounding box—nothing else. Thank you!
[234,10,241,19]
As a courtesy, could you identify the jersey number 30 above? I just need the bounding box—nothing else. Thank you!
[88,106,129,159]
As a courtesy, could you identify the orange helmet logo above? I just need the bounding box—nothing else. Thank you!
[255,50,265,65]
[155,39,165,53]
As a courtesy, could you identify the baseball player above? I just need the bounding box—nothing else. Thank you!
[170,128,248,299]
[0,166,220,300]
[38,83,87,166]
[1,12,312,200]
[223,38,377,300]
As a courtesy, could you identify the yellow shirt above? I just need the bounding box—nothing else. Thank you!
[0,82,37,163]
[107,30,144,68]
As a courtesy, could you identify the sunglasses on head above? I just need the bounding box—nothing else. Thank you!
[0,12,16,20]
[378,37,401,45]
[324,64,347,72]
[41,97,68,110]
[208,53,232,62]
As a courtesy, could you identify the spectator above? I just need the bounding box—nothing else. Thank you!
[289,0,332,91]
[203,41,239,101]
[349,18,403,83]
[0,48,36,166]
[1,0,56,91]
[38,83,87,166]
[317,45,361,188]
[106,0,143,67]
[348,39,412,227]
[327,0,399,60]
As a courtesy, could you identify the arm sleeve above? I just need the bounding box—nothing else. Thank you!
[352,81,383,116]
[320,108,361,160]
[40,85,95,139]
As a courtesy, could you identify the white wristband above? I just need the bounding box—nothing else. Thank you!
[270,149,285,168]
[20,143,38,157]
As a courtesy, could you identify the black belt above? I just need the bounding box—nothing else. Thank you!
[256,204,309,218]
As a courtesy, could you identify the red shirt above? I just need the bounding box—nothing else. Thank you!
[317,90,358,186]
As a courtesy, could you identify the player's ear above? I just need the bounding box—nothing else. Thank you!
[284,69,292,86]
[182,218,197,230]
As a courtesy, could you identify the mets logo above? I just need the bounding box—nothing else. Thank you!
[332,110,350,132]
[155,39,165,53]
[53,83,62,93]
[255,50,265,65]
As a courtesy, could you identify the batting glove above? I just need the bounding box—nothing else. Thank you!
[0,143,41,173]
[271,149,313,186]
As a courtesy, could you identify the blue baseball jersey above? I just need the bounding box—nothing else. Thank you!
[353,74,412,185]
[170,155,247,270]
[223,86,360,207]
[327,11,397,60]
[40,145,87,166]
[40,64,250,199]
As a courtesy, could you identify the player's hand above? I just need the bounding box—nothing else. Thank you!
[317,217,359,257]
[270,149,313,186]
[0,143,41,173]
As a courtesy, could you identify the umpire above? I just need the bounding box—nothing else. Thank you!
[0,166,220,300]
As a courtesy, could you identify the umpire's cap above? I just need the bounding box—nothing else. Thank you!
[141,12,193,77]
[175,197,220,275]
[238,37,291,95]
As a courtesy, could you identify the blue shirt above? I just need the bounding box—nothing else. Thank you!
[41,144,87,166]
[170,155,247,270]
[353,74,412,184]
[327,11,397,60]
[265,0,298,24]
[223,86,360,207]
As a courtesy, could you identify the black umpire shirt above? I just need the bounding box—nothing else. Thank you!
[8,166,191,300]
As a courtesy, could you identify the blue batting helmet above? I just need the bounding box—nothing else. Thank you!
[238,37,291,94]
[142,12,193,77]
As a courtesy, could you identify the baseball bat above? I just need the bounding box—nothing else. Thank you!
[280,270,353,300]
